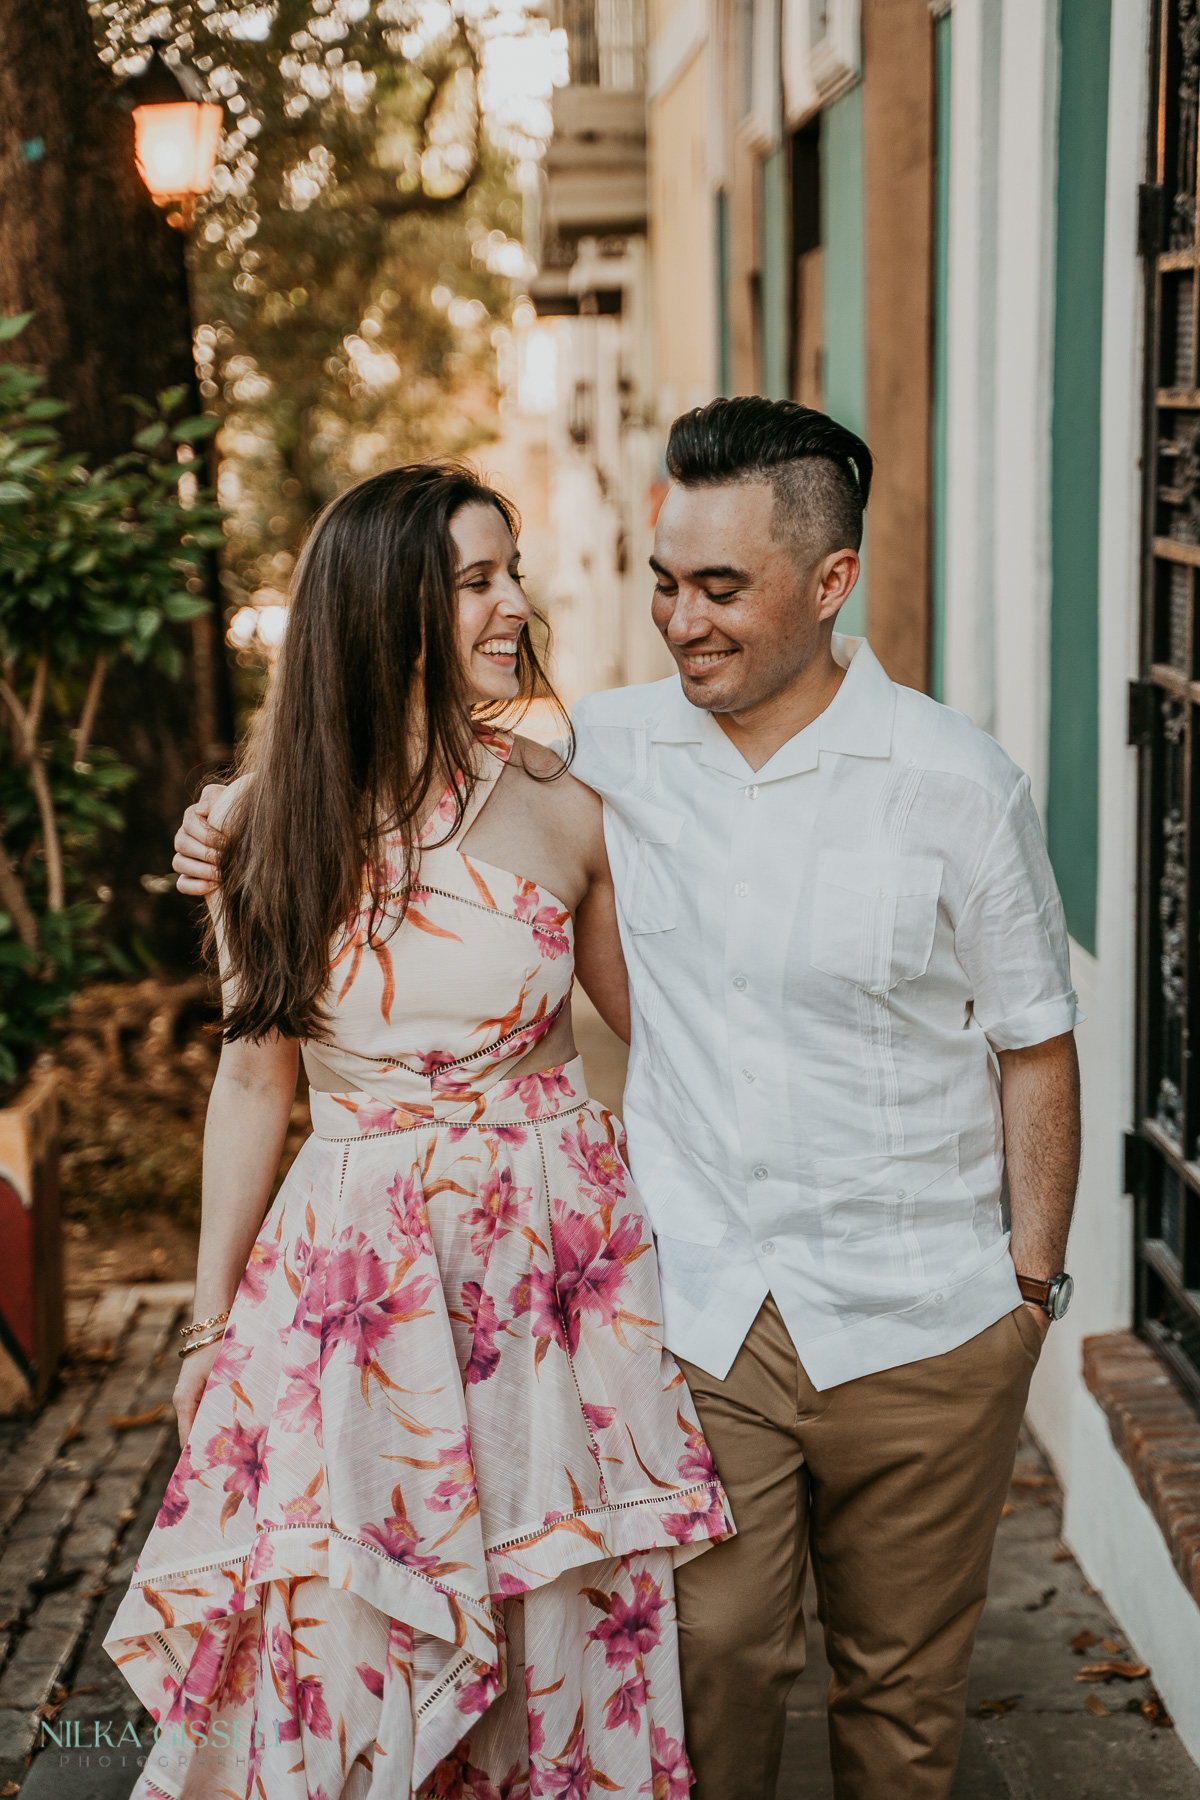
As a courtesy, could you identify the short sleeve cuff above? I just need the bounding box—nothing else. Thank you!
[982,993,1084,1053]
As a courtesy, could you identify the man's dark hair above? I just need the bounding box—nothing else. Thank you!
[665,396,873,559]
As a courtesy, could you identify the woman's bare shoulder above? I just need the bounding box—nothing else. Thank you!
[510,735,600,813]
[209,769,255,833]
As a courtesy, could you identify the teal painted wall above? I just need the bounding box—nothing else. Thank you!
[760,146,789,400]
[931,13,952,702]
[1047,0,1111,953]
[822,86,868,636]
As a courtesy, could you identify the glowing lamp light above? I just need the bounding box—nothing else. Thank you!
[125,48,222,228]
[133,102,222,207]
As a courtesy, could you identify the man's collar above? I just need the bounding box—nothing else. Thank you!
[648,635,896,779]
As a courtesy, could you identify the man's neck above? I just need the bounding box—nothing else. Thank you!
[713,644,847,773]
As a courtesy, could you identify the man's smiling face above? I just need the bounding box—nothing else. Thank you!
[650,477,847,717]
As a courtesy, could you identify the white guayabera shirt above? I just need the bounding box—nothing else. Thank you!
[571,636,1081,1389]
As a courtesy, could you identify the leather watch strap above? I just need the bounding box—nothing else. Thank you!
[1016,1274,1052,1307]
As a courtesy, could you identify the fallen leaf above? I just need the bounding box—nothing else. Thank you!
[1011,1473,1056,1489]
[1143,1688,1175,1729]
[1071,1629,1100,1653]
[1022,1586,1058,1612]
[1085,1694,1111,1717]
[1101,1638,1124,1654]
[3,1780,20,1795]
[61,1421,83,1444]
[69,1685,98,1698]
[1000,1504,1015,1518]
[1052,1547,1075,1563]
[1076,1661,1151,1683]
[978,1696,1021,1716]
[106,1403,168,1431]
[116,1507,137,1524]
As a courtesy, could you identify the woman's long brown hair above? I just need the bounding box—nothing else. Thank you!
[215,461,568,1043]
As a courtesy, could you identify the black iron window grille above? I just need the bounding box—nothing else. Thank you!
[1131,0,1200,1407]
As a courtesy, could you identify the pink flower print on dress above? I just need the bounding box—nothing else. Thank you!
[358,1483,470,1578]
[203,1417,270,1530]
[582,1403,617,1434]
[356,1660,384,1701]
[585,1568,665,1669]
[512,879,571,959]
[354,1096,404,1135]
[454,1281,510,1385]
[660,1484,731,1546]
[155,1441,196,1529]
[388,1167,435,1257]
[550,1208,650,1355]
[318,1234,436,1372]
[560,1123,628,1208]
[602,1669,649,1734]
[641,1724,692,1800]
[209,1329,254,1415]
[497,1067,575,1120]
[269,1622,333,1743]
[218,1617,258,1710]
[675,1410,718,1485]
[240,1232,281,1306]
[460,1167,533,1259]
[394,1425,478,1518]
[275,1360,324,1443]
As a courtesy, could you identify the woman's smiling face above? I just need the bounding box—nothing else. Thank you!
[451,501,532,705]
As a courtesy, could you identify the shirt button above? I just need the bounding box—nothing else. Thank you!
[933,1291,944,1304]
[746,785,759,799]
[761,1240,776,1255]
[878,887,888,899]
[753,1164,769,1181]
[734,881,750,897]
[741,1067,756,1083]
[897,1189,907,1199]
[733,975,747,992]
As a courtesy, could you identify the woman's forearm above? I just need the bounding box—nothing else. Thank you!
[191,1037,299,1319]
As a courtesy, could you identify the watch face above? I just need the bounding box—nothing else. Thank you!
[1049,1274,1074,1320]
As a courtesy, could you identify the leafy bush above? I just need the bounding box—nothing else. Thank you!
[0,313,224,1091]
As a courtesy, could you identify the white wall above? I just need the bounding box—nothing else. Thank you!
[945,0,1200,1764]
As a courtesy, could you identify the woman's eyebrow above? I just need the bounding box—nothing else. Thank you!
[455,558,494,579]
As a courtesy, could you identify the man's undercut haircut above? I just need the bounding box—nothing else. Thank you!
[665,396,873,561]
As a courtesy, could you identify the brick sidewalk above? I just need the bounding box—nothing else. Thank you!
[0,1283,190,1794]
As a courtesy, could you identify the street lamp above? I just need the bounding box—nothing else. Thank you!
[126,49,222,229]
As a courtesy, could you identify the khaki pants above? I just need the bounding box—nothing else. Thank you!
[674,1300,1041,1800]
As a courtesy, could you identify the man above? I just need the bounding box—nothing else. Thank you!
[175,398,1080,1800]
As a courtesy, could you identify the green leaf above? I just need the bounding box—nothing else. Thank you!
[156,384,190,416]
[172,415,221,443]
[161,592,209,621]
[0,312,35,341]
[0,481,31,504]
[71,548,100,575]
[22,399,67,420]
[120,393,156,418]
[133,422,168,451]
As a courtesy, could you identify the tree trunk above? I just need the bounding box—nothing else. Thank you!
[0,0,235,966]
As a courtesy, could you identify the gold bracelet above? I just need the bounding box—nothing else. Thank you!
[180,1310,230,1340]
[178,1327,226,1360]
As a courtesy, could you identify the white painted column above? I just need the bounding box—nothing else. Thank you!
[990,0,1060,806]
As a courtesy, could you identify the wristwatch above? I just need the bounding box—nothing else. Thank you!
[1016,1272,1074,1321]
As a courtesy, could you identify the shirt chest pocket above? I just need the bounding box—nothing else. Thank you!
[811,851,944,995]
[621,800,685,935]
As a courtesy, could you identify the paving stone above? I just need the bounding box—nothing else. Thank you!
[0,1704,39,1766]
[7,1478,91,1545]
[29,1589,92,1637]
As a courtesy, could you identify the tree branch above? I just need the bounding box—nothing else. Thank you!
[28,755,64,913]
[72,654,107,769]
[0,842,38,951]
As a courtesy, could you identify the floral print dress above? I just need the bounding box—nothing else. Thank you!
[105,731,734,1800]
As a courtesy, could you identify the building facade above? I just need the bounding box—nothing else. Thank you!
[532,0,1200,1759]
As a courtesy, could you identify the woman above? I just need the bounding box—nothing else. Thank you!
[106,463,732,1800]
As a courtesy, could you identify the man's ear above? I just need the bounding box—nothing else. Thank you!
[816,549,860,624]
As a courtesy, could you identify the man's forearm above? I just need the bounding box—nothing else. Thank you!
[997,1032,1081,1278]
